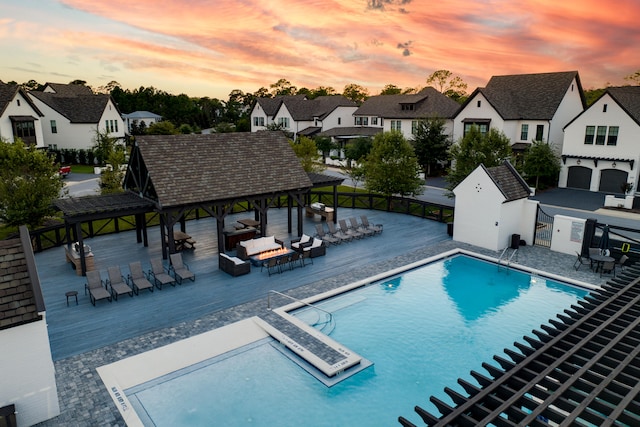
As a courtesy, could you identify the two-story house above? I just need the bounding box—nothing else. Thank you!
[122,110,162,134]
[352,87,461,140]
[559,86,640,194]
[0,81,45,147]
[28,83,125,150]
[453,71,586,153]
[251,95,357,139]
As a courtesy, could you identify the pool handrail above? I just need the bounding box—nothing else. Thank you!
[267,289,334,325]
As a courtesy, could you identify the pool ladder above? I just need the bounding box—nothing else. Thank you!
[498,247,518,272]
[267,290,336,335]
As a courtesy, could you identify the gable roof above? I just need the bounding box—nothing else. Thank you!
[29,91,115,123]
[0,226,45,330]
[606,86,640,125]
[125,132,312,208]
[354,87,460,119]
[0,81,44,118]
[255,95,307,117]
[484,161,531,202]
[280,96,357,121]
[122,111,162,120]
[43,82,94,96]
[467,71,585,120]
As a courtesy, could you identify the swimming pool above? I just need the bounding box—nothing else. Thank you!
[105,253,590,426]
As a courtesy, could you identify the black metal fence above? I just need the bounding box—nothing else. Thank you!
[28,192,454,252]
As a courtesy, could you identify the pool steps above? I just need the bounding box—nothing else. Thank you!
[254,310,366,383]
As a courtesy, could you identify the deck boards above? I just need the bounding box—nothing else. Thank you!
[35,208,449,360]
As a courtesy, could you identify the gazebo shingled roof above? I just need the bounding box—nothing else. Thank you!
[127,132,312,208]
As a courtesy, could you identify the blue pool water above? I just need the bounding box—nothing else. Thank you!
[126,255,589,426]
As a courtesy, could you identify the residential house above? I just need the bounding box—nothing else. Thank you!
[559,86,640,194]
[28,82,125,150]
[352,87,461,140]
[452,71,586,153]
[453,161,537,251]
[122,110,162,134]
[0,226,60,426]
[251,95,357,139]
[0,81,45,147]
[250,95,305,131]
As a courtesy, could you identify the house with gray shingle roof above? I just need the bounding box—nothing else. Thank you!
[559,86,640,194]
[0,81,45,147]
[28,82,125,150]
[0,226,60,426]
[453,71,586,153]
[250,95,357,139]
[452,160,537,251]
[122,110,162,134]
[352,87,460,141]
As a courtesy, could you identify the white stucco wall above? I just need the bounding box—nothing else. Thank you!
[0,317,60,426]
[452,93,505,143]
[250,103,271,132]
[550,215,586,255]
[550,77,585,151]
[322,106,357,129]
[452,167,504,251]
[497,198,538,248]
[0,91,45,148]
[560,93,639,192]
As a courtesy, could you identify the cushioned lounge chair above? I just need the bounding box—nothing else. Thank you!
[327,221,352,243]
[127,261,154,294]
[339,219,363,239]
[170,253,195,284]
[349,217,374,237]
[291,234,312,250]
[107,265,134,300]
[84,270,112,306]
[149,257,176,289]
[360,215,383,234]
[315,224,340,245]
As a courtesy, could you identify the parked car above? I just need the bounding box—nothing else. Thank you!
[59,165,71,178]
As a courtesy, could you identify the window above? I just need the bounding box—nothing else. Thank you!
[411,121,418,135]
[115,120,118,132]
[355,117,368,126]
[463,122,489,137]
[584,126,595,144]
[253,117,265,127]
[105,120,109,132]
[535,125,544,141]
[520,124,528,140]
[607,126,619,146]
[401,104,414,111]
[477,100,481,107]
[391,120,402,131]
[16,99,20,106]
[277,117,289,128]
[596,126,607,145]
[51,120,57,133]
[603,104,608,112]
[338,118,341,125]
[371,117,378,125]
[15,121,35,138]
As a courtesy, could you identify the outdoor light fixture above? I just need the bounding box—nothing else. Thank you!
[576,159,581,165]
[612,162,617,168]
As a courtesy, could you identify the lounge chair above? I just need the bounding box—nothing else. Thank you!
[291,234,313,250]
[84,270,112,306]
[349,217,374,237]
[127,261,154,294]
[107,265,134,300]
[149,257,176,289]
[360,215,383,234]
[169,253,195,284]
[573,252,590,271]
[315,224,340,245]
[327,221,352,243]
[339,219,363,239]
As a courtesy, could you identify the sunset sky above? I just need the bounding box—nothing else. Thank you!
[1,0,638,99]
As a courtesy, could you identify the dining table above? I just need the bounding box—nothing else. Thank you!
[589,253,614,273]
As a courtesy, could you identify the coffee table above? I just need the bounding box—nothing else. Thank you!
[249,248,294,267]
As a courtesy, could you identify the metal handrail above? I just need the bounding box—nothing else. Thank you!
[267,290,334,324]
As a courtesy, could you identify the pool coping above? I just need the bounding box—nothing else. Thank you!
[96,248,600,426]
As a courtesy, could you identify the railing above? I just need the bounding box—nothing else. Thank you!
[27,191,454,253]
[267,290,334,333]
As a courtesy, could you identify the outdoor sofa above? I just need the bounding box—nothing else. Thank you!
[236,236,284,260]
[219,253,251,276]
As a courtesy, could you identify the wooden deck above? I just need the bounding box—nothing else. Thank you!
[34,208,449,360]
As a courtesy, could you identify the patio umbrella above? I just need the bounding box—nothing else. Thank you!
[599,225,611,256]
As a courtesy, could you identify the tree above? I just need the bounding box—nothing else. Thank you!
[426,70,468,102]
[270,78,297,96]
[522,140,561,189]
[411,117,451,176]
[379,84,402,95]
[146,121,179,135]
[0,138,64,228]
[344,136,372,167]
[447,126,512,191]
[342,83,369,104]
[624,70,640,85]
[99,145,126,195]
[92,128,119,165]
[289,136,324,173]
[314,136,336,161]
[363,131,423,198]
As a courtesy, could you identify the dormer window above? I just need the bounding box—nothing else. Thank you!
[400,104,414,111]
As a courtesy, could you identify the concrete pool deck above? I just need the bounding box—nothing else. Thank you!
[34,234,609,426]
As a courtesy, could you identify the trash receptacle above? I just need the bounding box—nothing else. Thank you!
[447,222,454,236]
[511,233,520,249]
